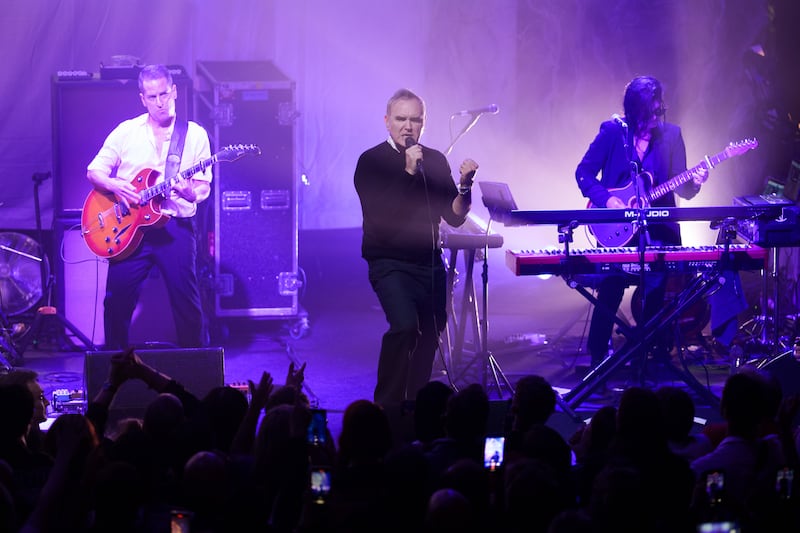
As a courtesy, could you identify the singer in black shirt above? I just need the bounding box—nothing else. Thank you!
[355,88,478,406]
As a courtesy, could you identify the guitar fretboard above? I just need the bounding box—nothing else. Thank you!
[646,139,757,202]
[139,156,218,203]
[647,151,728,201]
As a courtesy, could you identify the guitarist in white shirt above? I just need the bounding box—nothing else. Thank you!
[86,64,212,349]
[575,76,708,375]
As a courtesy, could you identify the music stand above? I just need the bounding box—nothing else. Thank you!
[479,181,580,421]
[479,181,518,220]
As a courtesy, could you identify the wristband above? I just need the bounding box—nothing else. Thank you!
[458,184,471,195]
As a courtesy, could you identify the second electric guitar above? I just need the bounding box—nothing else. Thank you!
[588,138,758,247]
[81,144,260,260]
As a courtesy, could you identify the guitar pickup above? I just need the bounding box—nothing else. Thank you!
[113,202,131,223]
[221,191,252,211]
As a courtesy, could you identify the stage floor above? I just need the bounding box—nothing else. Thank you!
[7,228,765,441]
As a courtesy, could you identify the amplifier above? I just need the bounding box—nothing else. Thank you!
[51,73,192,216]
[734,196,800,247]
[54,218,177,346]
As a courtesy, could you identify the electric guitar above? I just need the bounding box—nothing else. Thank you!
[81,144,261,260]
[588,138,758,247]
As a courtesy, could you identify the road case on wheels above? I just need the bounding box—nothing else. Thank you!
[196,60,300,320]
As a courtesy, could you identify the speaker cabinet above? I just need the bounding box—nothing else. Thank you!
[51,74,192,216]
[195,61,298,318]
[84,347,225,426]
[55,217,177,347]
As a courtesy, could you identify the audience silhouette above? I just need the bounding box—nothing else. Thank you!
[2,356,800,532]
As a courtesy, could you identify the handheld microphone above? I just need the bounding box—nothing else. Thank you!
[452,104,499,117]
[611,114,628,129]
[405,137,423,174]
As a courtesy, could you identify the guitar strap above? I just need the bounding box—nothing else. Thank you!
[165,119,189,180]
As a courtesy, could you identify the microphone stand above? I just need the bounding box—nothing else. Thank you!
[444,112,484,156]
[476,211,514,399]
[626,126,653,385]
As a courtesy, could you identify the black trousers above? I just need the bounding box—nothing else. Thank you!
[587,228,678,367]
[586,272,668,367]
[103,217,204,350]
[368,257,447,406]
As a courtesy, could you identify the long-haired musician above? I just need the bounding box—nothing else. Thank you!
[575,76,708,372]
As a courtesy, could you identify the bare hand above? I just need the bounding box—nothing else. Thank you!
[171,177,198,202]
[458,159,479,188]
[247,371,274,412]
[108,180,140,209]
[692,167,709,186]
[285,361,307,390]
[108,347,137,387]
[405,144,423,175]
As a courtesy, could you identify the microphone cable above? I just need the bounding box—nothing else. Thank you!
[410,139,459,393]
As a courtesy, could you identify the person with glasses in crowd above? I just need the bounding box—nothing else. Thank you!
[575,76,709,376]
[86,64,212,349]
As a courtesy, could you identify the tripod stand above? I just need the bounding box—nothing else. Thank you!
[0,308,23,369]
[473,221,515,399]
[739,246,787,350]
[14,172,96,357]
[467,213,580,422]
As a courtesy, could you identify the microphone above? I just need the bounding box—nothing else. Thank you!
[405,137,423,174]
[611,114,628,129]
[451,104,499,117]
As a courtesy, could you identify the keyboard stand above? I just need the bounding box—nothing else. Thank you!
[441,246,482,380]
[564,269,724,410]
[440,222,581,423]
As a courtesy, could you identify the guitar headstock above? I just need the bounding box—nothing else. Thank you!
[218,144,262,161]
[725,138,758,157]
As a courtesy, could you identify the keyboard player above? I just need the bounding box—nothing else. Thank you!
[575,76,708,372]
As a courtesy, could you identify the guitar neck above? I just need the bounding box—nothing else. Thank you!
[140,155,216,202]
[647,150,728,202]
